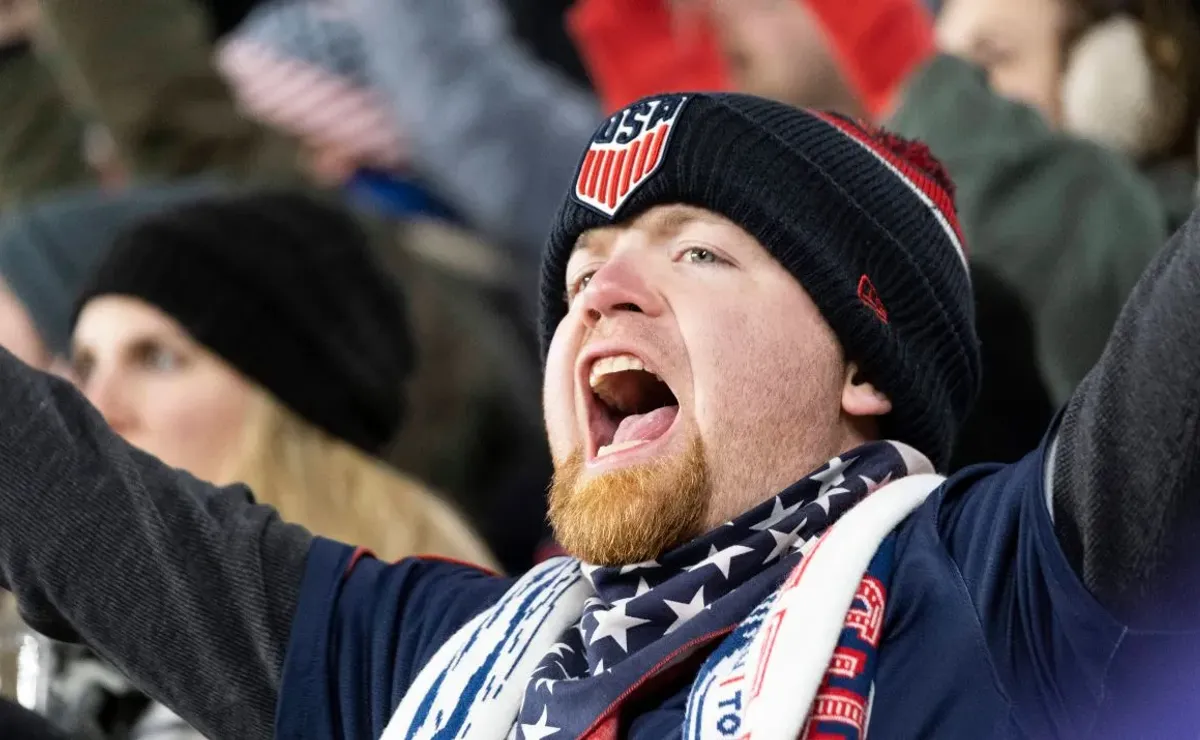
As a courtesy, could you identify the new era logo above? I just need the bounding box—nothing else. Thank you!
[857,275,888,324]
[573,95,689,218]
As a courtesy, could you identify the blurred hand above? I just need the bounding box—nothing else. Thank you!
[302,141,364,188]
[668,0,788,22]
[0,0,37,45]
[664,0,704,16]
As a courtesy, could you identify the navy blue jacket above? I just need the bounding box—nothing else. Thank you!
[278,432,1198,738]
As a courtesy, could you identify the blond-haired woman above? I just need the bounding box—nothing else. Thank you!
[68,190,495,568]
[62,190,497,739]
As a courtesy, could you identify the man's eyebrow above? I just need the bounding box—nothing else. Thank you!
[644,207,712,242]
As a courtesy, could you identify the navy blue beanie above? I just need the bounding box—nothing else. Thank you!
[539,92,981,471]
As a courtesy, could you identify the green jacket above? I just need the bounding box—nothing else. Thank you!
[0,0,298,207]
[889,55,1170,404]
[0,42,92,204]
[34,0,297,183]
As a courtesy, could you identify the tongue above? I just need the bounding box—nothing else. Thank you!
[611,405,679,446]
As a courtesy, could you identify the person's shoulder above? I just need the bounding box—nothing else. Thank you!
[893,431,1058,599]
[891,434,1134,737]
[277,539,515,737]
[920,433,1053,537]
[293,537,512,657]
[304,536,511,607]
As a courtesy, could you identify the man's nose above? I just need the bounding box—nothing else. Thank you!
[578,255,664,328]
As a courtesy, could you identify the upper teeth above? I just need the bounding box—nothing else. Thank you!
[589,353,650,389]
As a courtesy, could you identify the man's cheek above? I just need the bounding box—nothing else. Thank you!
[542,325,580,462]
[541,384,574,462]
[544,403,577,465]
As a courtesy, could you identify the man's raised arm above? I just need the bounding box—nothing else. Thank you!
[1052,205,1200,627]
[0,350,312,739]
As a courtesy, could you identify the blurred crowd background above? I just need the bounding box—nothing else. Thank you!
[0,0,1196,737]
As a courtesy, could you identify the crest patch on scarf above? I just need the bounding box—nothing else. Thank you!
[573,94,689,217]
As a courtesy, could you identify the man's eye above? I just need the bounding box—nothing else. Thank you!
[567,271,595,303]
[682,247,718,263]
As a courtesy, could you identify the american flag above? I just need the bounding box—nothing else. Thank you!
[513,441,911,739]
[215,0,404,169]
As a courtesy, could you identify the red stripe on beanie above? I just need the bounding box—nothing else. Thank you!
[813,112,968,263]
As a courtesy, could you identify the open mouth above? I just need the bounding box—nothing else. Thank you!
[586,353,680,459]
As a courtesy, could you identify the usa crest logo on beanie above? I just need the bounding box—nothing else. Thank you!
[573,94,689,218]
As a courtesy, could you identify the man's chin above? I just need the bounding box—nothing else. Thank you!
[548,437,710,566]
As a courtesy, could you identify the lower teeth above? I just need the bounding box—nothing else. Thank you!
[596,440,647,457]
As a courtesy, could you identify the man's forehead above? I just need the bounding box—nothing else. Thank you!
[571,204,725,257]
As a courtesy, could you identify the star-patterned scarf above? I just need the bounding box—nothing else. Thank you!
[384,441,936,740]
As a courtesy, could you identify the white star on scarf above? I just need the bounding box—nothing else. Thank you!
[663,586,707,634]
[534,676,557,694]
[685,544,755,578]
[810,455,856,495]
[812,485,855,516]
[532,661,565,678]
[592,658,606,675]
[520,707,560,740]
[588,602,650,652]
[546,642,574,659]
[749,496,804,532]
[618,559,660,574]
[763,518,808,563]
[612,577,651,608]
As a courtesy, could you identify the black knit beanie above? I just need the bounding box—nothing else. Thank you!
[539,93,981,471]
[73,191,414,455]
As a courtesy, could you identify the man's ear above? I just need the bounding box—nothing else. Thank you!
[841,362,892,418]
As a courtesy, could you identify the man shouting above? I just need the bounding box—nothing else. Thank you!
[0,93,1198,739]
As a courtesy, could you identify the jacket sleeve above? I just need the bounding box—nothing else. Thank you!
[1049,203,1200,628]
[0,350,312,740]
[887,55,1170,404]
[345,0,600,267]
[35,0,298,183]
[565,0,728,114]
